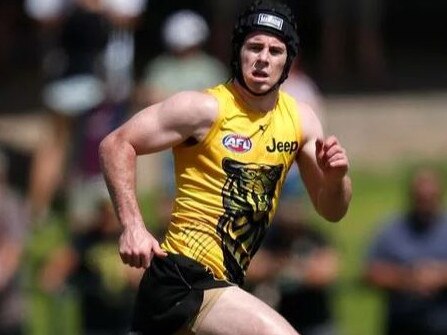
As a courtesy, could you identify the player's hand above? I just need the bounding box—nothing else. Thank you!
[316,136,349,182]
[119,224,167,268]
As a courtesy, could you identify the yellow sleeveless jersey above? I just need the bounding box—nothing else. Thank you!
[161,83,303,285]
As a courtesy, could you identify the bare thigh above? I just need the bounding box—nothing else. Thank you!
[195,286,300,335]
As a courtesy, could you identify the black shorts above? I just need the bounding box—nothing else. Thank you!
[130,253,232,335]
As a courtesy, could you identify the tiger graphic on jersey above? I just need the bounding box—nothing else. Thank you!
[217,157,283,285]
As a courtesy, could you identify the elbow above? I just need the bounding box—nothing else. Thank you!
[319,205,349,223]
[326,217,342,223]
[98,131,122,169]
[323,213,345,223]
[98,134,114,165]
[98,131,137,169]
[318,186,352,222]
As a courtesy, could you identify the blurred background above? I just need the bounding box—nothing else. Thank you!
[0,0,446,334]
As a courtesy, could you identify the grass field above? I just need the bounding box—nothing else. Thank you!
[23,160,447,335]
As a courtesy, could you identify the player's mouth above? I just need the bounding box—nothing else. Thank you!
[252,70,268,78]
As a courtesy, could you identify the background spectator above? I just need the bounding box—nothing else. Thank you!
[0,150,30,335]
[364,167,447,335]
[137,9,228,107]
[26,0,147,231]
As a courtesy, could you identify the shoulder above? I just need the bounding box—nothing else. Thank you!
[292,101,323,145]
[166,90,218,118]
[160,90,219,138]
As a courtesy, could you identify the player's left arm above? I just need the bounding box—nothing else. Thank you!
[296,104,352,222]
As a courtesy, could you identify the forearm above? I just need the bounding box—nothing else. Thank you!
[317,174,352,222]
[99,133,145,229]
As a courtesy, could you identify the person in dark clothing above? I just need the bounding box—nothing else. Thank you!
[364,167,447,335]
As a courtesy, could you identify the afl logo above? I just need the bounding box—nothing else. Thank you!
[222,134,252,153]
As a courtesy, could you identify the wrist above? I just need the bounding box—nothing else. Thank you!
[121,218,146,231]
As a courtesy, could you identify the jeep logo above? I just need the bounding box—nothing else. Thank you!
[266,138,298,154]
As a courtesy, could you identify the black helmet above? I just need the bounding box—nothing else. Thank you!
[231,0,299,95]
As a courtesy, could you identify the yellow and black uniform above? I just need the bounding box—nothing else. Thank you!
[163,83,303,285]
[131,83,303,335]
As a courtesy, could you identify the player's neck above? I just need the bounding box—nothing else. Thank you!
[232,80,279,113]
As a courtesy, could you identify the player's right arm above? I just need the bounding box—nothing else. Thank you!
[99,91,218,268]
